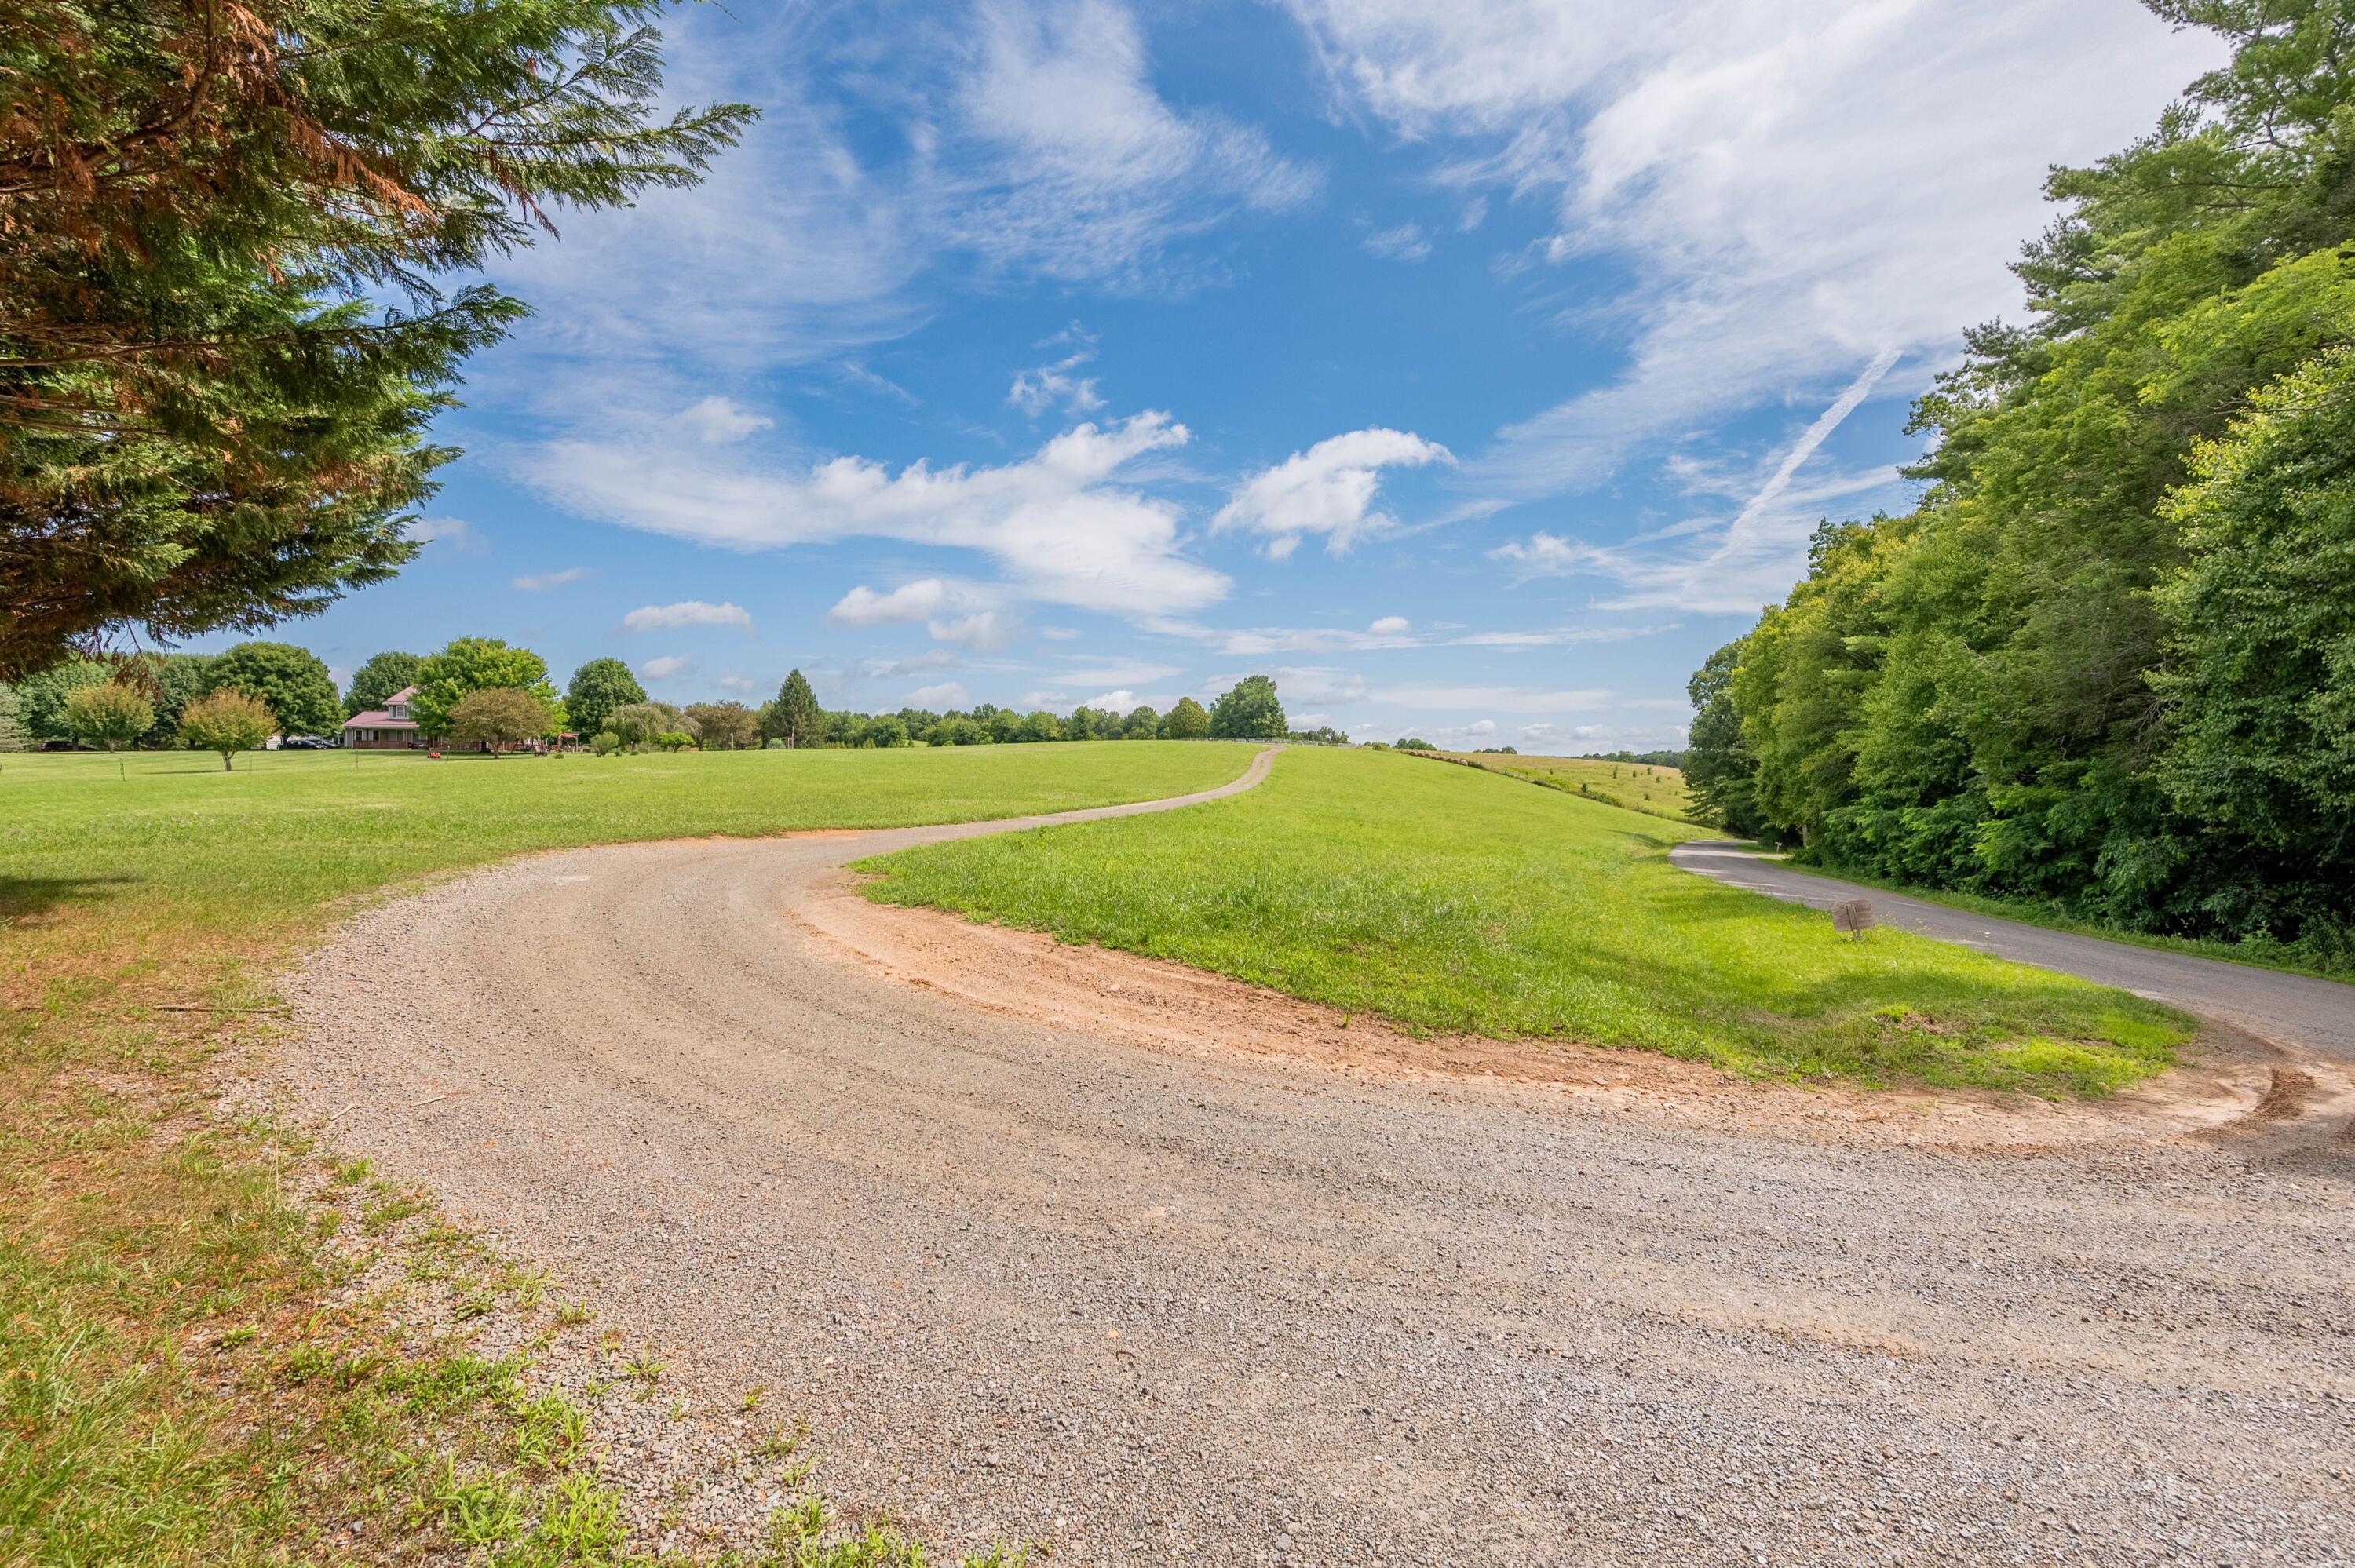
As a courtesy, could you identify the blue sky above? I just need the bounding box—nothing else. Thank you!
[227,0,2222,749]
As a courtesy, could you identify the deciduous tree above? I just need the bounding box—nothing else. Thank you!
[1162,697,1210,740]
[564,658,645,739]
[346,653,424,717]
[409,639,562,738]
[1209,676,1285,740]
[180,689,274,770]
[685,700,759,750]
[64,682,155,752]
[607,701,689,746]
[446,687,555,752]
[205,641,341,736]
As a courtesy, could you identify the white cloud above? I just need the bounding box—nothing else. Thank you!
[949,0,1321,284]
[621,600,754,633]
[714,673,762,695]
[641,655,695,680]
[828,580,960,626]
[1361,221,1431,261]
[1214,428,1453,556]
[827,581,1028,648]
[1009,325,1104,416]
[907,681,970,707]
[407,516,486,554]
[927,609,1021,651]
[1367,614,1411,635]
[1464,718,1497,736]
[1080,688,1137,710]
[512,567,590,593]
[1278,0,2221,494]
[531,412,1229,617]
[679,396,775,444]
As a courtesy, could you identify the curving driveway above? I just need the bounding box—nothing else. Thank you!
[1670,841,2355,1058]
[275,759,2354,1567]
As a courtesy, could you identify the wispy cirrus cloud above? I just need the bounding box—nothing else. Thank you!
[512,567,590,593]
[945,0,1323,286]
[1277,0,2219,496]
[1488,349,1911,611]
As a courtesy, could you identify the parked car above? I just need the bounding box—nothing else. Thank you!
[279,735,338,750]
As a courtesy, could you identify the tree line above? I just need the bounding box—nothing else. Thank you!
[1,639,1306,756]
[1682,0,2355,965]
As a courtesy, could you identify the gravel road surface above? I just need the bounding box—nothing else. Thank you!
[277,760,2354,1566]
[1670,842,2355,1059]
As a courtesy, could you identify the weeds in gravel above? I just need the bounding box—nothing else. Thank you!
[3,746,1205,1563]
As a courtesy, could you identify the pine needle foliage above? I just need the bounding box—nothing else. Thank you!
[0,0,756,676]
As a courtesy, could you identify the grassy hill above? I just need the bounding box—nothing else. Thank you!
[1428,750,1697,822]
[860,746,2187,1096]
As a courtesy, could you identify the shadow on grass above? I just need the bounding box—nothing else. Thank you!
[0,875,141,924]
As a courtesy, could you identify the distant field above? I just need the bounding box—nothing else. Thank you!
[0,741,1247,1567]
[1430,750,1696,821]
[860,746,2190,1096]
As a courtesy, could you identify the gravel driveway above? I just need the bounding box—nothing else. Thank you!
[276,763,2355,1566]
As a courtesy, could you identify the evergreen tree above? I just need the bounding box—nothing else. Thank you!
[0,1,754,678]
[761,669,827,747]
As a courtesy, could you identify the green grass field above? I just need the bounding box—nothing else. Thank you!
[2,742,1242,1568]
[1429,750,1697,822]
[860,746,2192,1096]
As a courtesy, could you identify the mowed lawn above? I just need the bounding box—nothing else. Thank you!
[859,746,2192,1096]
[0,741,1247,1568]
[3,742,1252,952]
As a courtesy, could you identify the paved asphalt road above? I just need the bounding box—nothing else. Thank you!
[1670,841,2355,1057]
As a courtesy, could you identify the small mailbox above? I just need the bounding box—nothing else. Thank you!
[1831,899,1875,939]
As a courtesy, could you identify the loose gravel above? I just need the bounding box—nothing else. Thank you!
[268,774,2355,1567]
